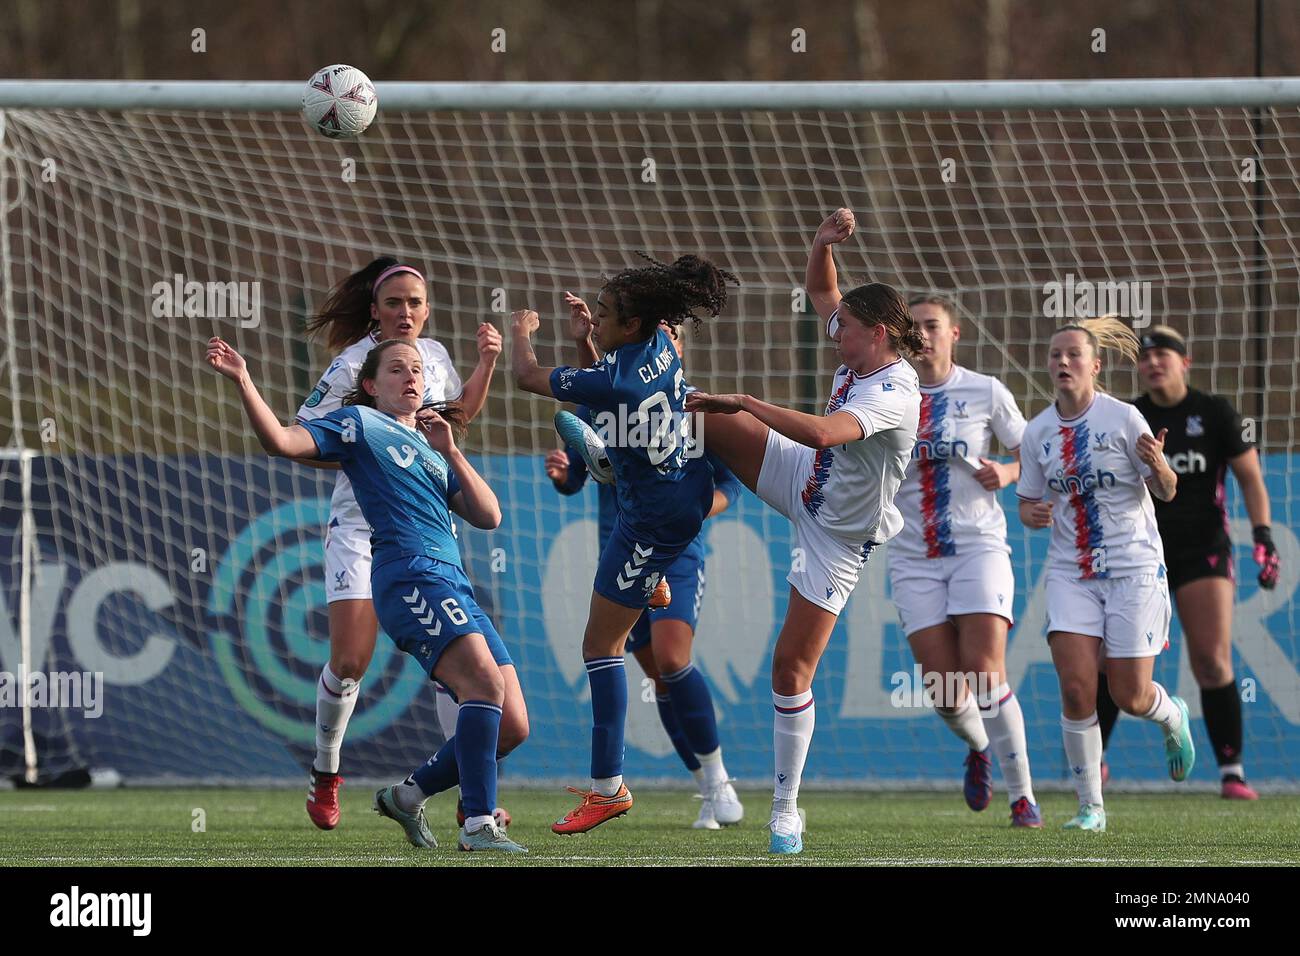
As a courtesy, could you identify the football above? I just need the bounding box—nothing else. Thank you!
[301,64,377,139]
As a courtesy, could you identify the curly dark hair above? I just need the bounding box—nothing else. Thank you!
[600,252,738,341]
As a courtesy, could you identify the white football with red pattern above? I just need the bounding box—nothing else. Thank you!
[302,64,377,139]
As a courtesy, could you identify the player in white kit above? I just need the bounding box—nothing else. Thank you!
[686,210,921,853]
[1016,317,1194,831]
[882,290,1040,827]
[296,257,511,830]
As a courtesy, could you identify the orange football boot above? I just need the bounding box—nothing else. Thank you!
[551,784,633,834]
[648,577,672,609]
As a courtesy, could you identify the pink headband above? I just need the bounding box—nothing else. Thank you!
[372,264,425,300]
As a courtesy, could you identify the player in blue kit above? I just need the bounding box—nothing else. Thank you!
[545,307,745,828]
[207,335,528,853]
[512,254,736,834]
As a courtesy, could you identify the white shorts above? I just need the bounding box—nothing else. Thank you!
[889,550,1015,636]
[756,428,874,615]
[324,520,374,603]
[1045,569,1171,659]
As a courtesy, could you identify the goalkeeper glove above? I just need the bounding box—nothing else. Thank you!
[1252,525,1280,590]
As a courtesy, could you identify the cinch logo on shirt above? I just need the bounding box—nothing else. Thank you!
[1166,450,1207,474]
[912,438,969,461]
[1048,469,1117,494]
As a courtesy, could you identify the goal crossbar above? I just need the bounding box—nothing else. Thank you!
[3,77,1300,111]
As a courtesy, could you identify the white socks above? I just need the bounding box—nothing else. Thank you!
[592,775,623,797]
[315,665,359,774]
[773,689,815,810]
[697,747,729,789]
[691,767,707,795]
[1142,681,1182,735]
[1061,712,1104,807]
[936,693,990,752]
[979,683,1035,804]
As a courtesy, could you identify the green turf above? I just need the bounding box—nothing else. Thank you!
[1,788,1296,866]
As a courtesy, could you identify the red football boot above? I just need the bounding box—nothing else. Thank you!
[307,766,342,830]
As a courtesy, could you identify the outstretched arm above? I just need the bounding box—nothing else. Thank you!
[207,337,321,458]
[510,309,559,396]
[685,391,863,450]
[805,208,855,323]
[455,322,503,423]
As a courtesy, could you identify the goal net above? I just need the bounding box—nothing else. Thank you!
[1,81,1297,788]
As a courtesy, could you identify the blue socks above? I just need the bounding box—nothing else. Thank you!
[411,736,460,796]
[662,661,719,756]
[454,700,502,819]
[656,692,701,772]
[586,657,627,779]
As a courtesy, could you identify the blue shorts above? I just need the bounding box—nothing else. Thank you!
[371,555,513,677]
[627,541,706,652]
[594,515,699,610]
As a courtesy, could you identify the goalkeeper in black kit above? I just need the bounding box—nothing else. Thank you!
[1096,326,1279,799]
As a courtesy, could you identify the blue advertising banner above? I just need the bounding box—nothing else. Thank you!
[1,454,1296,785]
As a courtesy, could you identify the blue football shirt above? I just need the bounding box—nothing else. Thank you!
[549,328,714,546]
[298,405,463,571]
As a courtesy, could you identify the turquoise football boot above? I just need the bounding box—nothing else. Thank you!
[1165,695,1196,782]
[768,811,804,854]
[1062,803,1107,832]
[554,411,614,484]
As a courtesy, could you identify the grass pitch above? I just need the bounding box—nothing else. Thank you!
[1,787,1297,866]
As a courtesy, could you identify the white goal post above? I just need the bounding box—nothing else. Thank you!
[0,78,1297,789]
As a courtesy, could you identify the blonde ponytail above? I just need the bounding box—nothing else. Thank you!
[1058,314,1141,365]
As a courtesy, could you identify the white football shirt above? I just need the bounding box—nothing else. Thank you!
[891,366,1026,560]
[1017,391,1165,579]
[800,357,920,543]
[295,332,463,527]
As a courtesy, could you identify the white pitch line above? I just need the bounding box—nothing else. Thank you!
[12,855,1298,866]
